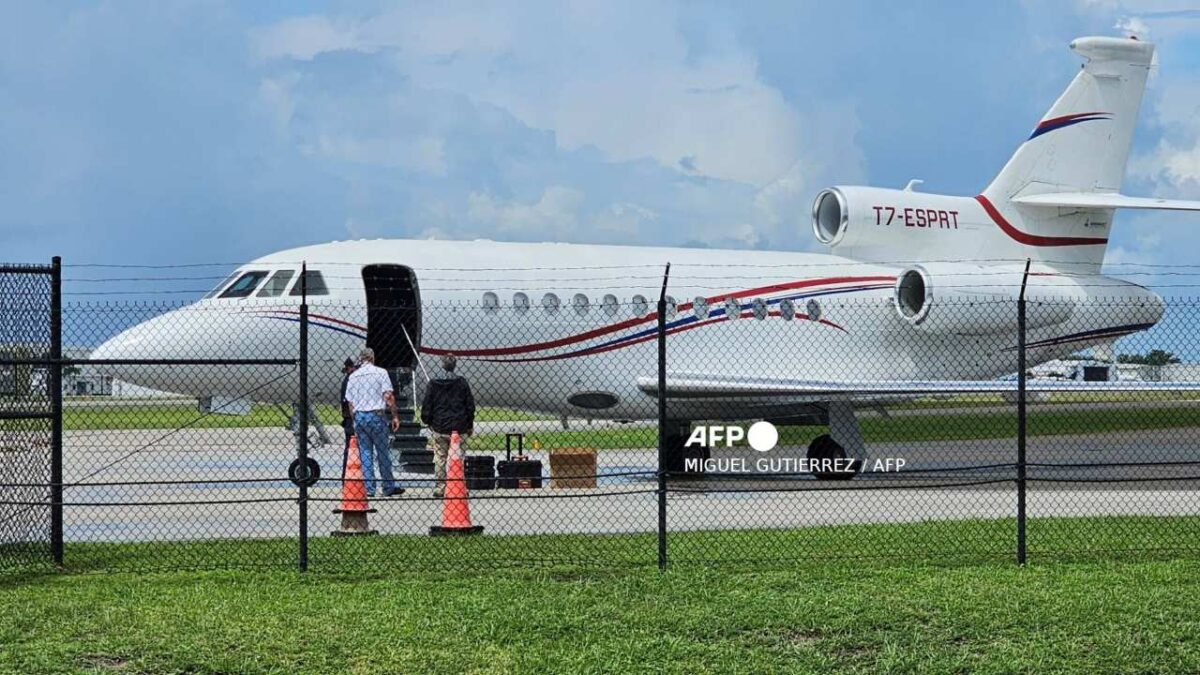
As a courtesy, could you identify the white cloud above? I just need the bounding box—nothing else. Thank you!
[1072,2,1200,272]
[467,186,584,236]
[254,15,364,61]
[1104,227,1165,269]
[255,3,808,188]
[302,134,447,175]
[252,7,514,62]
[753,161,812,232]
[1137,73,1200,194]
[591,202,658,236]
[257,73,300,130]
[1142,141,1200,192]
[1115,15,1152,36]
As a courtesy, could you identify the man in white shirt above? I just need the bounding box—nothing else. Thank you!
[343,348,402,497]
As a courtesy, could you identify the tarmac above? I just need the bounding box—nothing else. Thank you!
[56,424,1200,543]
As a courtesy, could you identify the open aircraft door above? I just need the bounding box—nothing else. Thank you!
[361,264,421,372]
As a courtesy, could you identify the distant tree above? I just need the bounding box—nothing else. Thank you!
[1117,349,1181,366]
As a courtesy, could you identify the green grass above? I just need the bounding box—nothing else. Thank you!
[891,391,1200,408]
[2,517,1199,673]
[51,393,1200,451]
[33,515,1200,574]
[61,402,547,431]
[52,399,1200,451]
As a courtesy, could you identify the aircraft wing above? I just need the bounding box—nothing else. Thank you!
[1011,192,1200,212]
[636,372,1200,399]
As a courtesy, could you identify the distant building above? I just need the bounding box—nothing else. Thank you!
[1,343,176,399]
[1157,364,1200,382]
[1030,358,1200,384]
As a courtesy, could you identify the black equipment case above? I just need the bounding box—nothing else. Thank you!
[497,433,543,489]
[465,454,496,490]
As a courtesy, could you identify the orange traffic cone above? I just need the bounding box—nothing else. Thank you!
[430,431,484,536]
[332,435,378,536]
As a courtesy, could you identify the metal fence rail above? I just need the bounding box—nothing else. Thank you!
[1,258,1198,573]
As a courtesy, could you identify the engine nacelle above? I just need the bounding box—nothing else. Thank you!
[892,263,1081,335]
[811,186,978,263]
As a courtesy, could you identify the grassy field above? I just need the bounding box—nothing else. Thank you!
[61,402,548,431]
[55,399,1200,453]
[2,517,1199,673]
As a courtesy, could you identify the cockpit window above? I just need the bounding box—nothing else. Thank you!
[257,270,296,297]
[289,270,330,296]
[203,273,239,300]
[219,271,268,298]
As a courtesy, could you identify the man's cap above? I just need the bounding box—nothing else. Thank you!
[343,358,355,369]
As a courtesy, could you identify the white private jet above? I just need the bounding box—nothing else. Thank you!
[93,36,1200,475]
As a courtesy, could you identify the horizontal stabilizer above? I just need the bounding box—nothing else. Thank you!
[1012,193,1200,212]
[637,373,1200,399]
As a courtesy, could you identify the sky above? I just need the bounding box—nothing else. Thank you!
[2,1,1200,289]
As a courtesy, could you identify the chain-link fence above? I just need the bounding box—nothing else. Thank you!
[0,261,57,569]
[2,262,1199,573]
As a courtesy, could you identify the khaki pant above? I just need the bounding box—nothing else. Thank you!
[430,432,469,496]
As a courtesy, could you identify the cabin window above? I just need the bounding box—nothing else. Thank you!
[219,271,268,299]
[664,295,678,320]
[482,292,499,313]
[513,292,530,314]
[779,298,796,321]
[752,297,768,320]
[693,296,710,319]
[631,294,649,316]
[724,297,741,319]
[288,270,330,296]
[572,293,590,315]
[204,273,239,299]
[601,294,619,316]
[542,293,560,314]
[806,299,822,322]
[257,270,296,297]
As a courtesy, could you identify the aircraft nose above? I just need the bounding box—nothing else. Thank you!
[92,309,189,361]
[89,305,227,395]
[91,326,144,362]
[88,304,299,399]
[93,304,241,361]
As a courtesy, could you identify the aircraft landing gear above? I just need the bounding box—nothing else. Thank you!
[664,421,708,477]
[806,434,861,480]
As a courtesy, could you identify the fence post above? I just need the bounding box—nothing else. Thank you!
[298,262,309,572]
[656,263,671,571]
[1016,258,1030,565]
[49,256,63,566]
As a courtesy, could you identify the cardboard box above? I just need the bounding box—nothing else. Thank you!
[549,447,597,489]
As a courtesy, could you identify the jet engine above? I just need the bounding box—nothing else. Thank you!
[811,186,976,263]
[892,263,1080,335]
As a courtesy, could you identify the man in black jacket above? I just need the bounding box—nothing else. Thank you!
[339,358,357,479]
[420,354,476,498]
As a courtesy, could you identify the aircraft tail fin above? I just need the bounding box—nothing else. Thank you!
[983,36,1154,201]
[977,37,1156,270]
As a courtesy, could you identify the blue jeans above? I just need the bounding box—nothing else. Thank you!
[353,412,395,496]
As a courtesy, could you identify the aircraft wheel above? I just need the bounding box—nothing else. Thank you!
[807,434,860,481]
